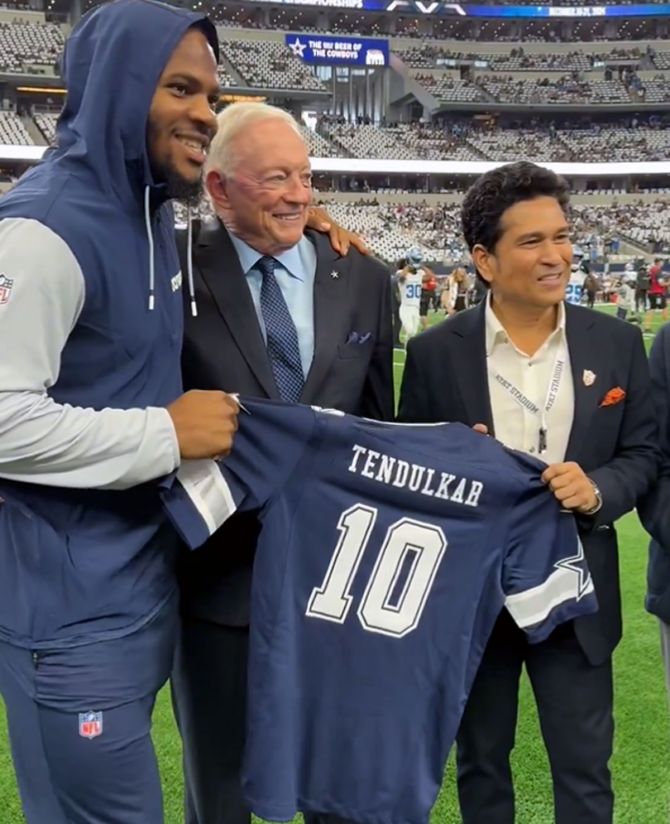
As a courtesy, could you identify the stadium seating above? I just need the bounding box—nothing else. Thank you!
[313,200,467,264]
[412,73,487,104]
[298,124,340,158]
[218,65,238,89]
[605,201,670,250]
[0,20,63,73]
[3,108,669,163]
[466,128,571,163]
[0,110,31,145]
[397,47,636,73]
[477,75,633,105]
[310,199,670,264]
[33,110,57,143]
[315,120,669,163]
[220,39,327,91]
[319,123,420,160]
[558,126,670,162]
[391,123,481,162]
[639,78,670,103]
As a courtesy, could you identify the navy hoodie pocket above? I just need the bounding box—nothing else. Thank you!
[0,497,67,644]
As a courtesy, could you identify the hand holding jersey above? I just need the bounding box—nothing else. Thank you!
[472,436,600,513]
[167,390,238,459]
[543,461,599,513]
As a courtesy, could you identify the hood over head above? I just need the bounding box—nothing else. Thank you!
[53,0,218,203]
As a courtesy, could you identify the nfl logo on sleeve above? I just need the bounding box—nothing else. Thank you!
[0,274,13,305]
[78,710,103,739]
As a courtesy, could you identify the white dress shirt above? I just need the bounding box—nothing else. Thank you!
[485,295,574,464]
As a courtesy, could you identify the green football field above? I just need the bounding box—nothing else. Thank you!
[0,305,669,823]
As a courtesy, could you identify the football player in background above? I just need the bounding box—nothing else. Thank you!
[398,247,437,339]
[616,276,637,323]
[645,257,668,333]
[566,254,588,306]
[397,247,425,340]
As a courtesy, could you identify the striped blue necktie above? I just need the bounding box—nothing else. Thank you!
[257,255,304,403]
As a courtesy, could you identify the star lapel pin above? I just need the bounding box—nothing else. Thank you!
[330,270,340,280]
[583,369,596,387]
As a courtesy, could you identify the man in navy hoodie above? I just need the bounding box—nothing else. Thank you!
[0,1,238,821]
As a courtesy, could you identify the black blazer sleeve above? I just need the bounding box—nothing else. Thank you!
[397,334,433,423]
[357,265,394,422]
[586,326,658,531]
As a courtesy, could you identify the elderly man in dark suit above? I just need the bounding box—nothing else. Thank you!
[172,101,394,824]
[399,161,658,824]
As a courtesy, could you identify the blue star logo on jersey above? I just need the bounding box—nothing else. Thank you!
[554,540,592,601]
[288,37,306,58]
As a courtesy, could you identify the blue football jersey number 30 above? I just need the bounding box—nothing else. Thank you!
[306,504,447,638]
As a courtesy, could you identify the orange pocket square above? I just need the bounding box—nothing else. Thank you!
[599,387,626,408]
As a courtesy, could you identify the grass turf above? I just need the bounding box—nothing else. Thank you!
[0,304,669,823]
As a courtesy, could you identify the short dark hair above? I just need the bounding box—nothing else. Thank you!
[461,161,570,255]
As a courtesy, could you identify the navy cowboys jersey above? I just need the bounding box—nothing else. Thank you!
[162,398,597,824]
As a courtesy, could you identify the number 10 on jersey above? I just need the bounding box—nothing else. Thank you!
[306,504,447,638]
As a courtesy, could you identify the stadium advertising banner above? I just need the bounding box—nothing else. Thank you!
[268,0,670,16]
[463,3,670,17]
[285,33,389,66]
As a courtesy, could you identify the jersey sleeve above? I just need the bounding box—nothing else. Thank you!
[502,480,598,643]
[160,398,317,549]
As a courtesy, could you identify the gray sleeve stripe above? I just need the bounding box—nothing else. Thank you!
[0,218,180,489]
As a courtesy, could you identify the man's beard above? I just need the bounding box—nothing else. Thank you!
[162,163,203,207]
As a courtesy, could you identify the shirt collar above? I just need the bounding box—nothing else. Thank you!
[485,292,566,357]
[228,231,307,281]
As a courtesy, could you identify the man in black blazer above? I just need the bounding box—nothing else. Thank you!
[172,102,394,824]
[399,162,657,824]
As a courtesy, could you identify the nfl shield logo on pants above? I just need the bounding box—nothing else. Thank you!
[0,274,13,305]
[78,710,103,739]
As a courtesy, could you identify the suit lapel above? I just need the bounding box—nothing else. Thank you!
[448,303,495,433]
[300,231,352,404]
[195,220,278,399]
[564,304,600,461]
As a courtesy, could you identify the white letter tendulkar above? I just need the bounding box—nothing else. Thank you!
[347,444,484,508]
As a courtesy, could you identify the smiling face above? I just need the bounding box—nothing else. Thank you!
[147,27,219,202]
[472,195,573,310]
[206,118,312,256]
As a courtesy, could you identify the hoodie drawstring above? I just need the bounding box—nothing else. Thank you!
[143,187,198,317]
[186,206,198,317]
[144,185,156,311]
